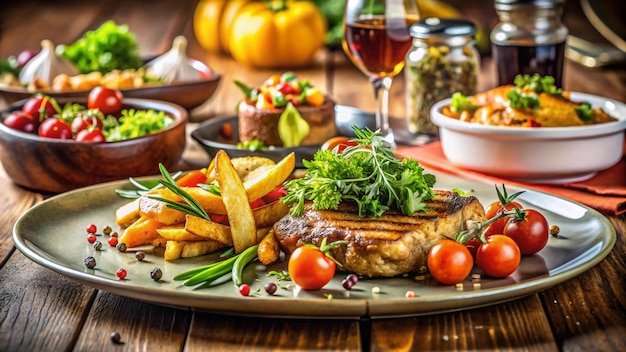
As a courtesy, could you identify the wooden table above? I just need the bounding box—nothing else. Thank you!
[1,0,624,351]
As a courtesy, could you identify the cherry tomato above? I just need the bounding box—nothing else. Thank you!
[71,115,103,134]
[176,170,207,187]
[288,245,336,290]
[484,201,523,237]
[475,235,521,278]
[321,137,358,154]
[427,239,473,285]
[22,95,57,122]
[503,209,549,255]
[88,87,123,115]
[464,237,481,260]
[75,128,106,142]
[3,111,37,133]
[38,118,72,139]
[262,185,288,204]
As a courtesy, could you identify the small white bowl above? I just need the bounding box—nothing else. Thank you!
[430,92,626,183]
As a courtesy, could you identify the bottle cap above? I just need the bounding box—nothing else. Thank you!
[410,18,477,40]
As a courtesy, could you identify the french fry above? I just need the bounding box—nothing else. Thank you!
[139,189,186,225]
[115,197,141,228]
[156,224,208,241]
[257,229,280,265]
[244,152,295,202]
[164,240,226,261]
[205,156,275,184]
[185,215,233,246]
[253,200,290,228]
[119,216,164,248]
[216,150,257,253]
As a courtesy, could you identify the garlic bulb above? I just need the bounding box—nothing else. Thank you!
[144,36,202,83]
[19,39,78,87]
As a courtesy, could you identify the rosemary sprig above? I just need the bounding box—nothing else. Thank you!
[115,171,182,199]
[147,163,210,221]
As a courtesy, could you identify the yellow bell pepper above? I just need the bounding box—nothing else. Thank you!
[229,0,327,69]
[193,0,254,54]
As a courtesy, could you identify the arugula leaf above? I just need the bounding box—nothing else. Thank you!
[574,102,594,123]
[281,127,436,218]
[450,92,476,113]
[513,74,562,95]
[507,89,540,109]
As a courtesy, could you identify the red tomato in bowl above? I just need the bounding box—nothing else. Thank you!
[4,112,37,133]
[38,118,72,139]
[75,128,106,142]
[71,115,103,134]
[88,87,124,115]
[22,95,57,122]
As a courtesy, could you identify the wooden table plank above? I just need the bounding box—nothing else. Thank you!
[0,166,41,265]
[73,292,192,352]
[187,313,361,351]
[370,295,558,351]
[0,252,95,352]
[539,218,626,352]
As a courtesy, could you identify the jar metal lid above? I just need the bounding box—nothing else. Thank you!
[494,0,565,10]
[410,18,477,39]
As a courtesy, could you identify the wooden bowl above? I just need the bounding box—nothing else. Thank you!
[0,60,221,111]
[0,98,188,193]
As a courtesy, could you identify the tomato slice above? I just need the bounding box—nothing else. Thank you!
[176,170,207,187]
[262,185,288,204]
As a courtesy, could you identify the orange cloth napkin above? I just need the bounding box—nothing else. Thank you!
[397,140,626,216]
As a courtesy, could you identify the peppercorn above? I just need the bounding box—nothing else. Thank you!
[102,225,112,236]
[150,267,162,281]
[108,237,118,247]
[110,331,122,344]
[84,256,96,269]
[116,242,127,252]
[550,224,560,237]
[110,231,118,238]
[93,241,103,251]
[264,282,277,295]
[135,251,145,261]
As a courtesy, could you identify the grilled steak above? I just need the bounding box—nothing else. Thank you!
[273,190,486,277]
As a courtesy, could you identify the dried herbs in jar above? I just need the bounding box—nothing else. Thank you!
[405,18,479,134]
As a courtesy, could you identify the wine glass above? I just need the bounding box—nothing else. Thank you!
[342,0,420,147]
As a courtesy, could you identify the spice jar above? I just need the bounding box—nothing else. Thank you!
[491,0,568,87]
[405,18,479,135]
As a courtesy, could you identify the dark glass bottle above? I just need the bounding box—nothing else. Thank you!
[491,0,568,87]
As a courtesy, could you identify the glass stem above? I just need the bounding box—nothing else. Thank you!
[370,76,395,147]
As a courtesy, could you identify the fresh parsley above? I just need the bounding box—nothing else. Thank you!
[450,92,476,113]
[574,102,594,123]
[513,74,562,95]
[281,127,436,218]
[104,109,174,142]
[507,89,540,110]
